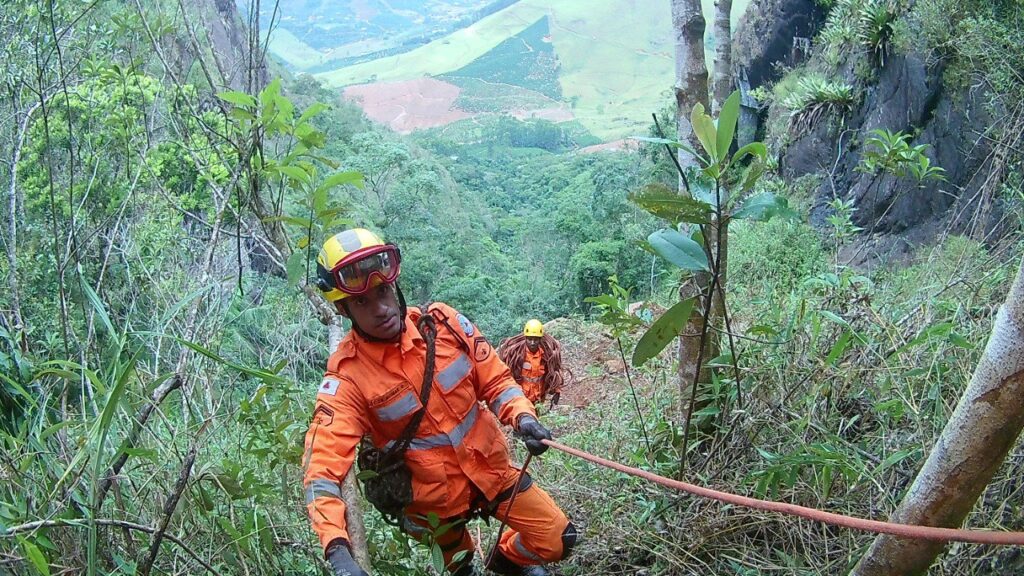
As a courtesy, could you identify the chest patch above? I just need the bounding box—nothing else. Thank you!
[318,377,340,396]
[457,313,474,337]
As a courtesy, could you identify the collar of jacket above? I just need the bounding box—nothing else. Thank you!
[336,311,424,364]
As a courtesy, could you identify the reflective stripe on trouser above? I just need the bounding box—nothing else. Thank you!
[493,476,569,566]
[403,474,569,571]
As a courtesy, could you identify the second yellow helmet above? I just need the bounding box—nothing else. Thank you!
[523,319,544,337]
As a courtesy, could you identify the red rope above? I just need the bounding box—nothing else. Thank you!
[544,439,1024,545]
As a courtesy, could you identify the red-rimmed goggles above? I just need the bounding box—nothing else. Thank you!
[328,244,401,296]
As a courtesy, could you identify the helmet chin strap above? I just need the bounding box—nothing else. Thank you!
[342,283,408,343]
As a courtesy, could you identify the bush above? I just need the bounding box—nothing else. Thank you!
[782,76,857,134]
[729,218,828,295]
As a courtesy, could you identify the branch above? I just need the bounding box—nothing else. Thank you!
[138,442,198,576]
[2,518,220,575]
[96,374,183,506]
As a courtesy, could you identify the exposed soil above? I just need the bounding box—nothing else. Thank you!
[342,77,474,133]
[542,318,624,410]
[341,77,580,134]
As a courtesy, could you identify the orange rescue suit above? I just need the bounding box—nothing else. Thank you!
[303,303,540,551]
[519,348,546,403]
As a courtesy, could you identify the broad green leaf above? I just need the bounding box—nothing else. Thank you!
[312,186,328,214]
[716,90,741,161]
[648,229,709,271]
[286,251,305,286]
[318,170,364,192]
[217,90,256,108]
[732,142,767,165]
[228,108,256,122]
[583,295,620,308]
[690,103,718,161]
[18,537,50,576]
[739,161,766,194]
[298,102,329,124]
[629,183,712,225]
[632,298,696,367]
[731,192,797,221]
[431,544,444,574]
[280,165,312,185]
[275,93,295,121]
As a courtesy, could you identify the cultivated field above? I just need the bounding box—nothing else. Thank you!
[311,0,751,141]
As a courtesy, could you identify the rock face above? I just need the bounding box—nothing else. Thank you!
[736,1,1004,263]
[733,0,827,87]
[785,53,995,246]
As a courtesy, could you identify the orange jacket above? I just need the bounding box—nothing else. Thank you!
[519,348,545,403]
[302,303,538,552]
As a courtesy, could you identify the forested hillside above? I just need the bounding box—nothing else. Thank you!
[1,1,1022,575]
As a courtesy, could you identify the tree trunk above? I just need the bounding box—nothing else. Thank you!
[328,320,371,570]
[673,0,712,439]
[671,0,709,170]
[4,101,37,349]
[852,255,1024,576]
[711,0,733,115]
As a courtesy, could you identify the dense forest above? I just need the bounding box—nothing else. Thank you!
[0,0,1022,575]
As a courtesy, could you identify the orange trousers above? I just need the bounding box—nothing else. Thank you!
[403,472,569,572]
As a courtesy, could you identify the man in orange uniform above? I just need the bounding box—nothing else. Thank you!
[520,320,546,403]
[303,228,576,576]
[498,320,565,405]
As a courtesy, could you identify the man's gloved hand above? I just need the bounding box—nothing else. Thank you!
[516,414,552,456]
[327,540,369,576]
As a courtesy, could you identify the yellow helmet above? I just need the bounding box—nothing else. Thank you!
[523,319,544,337]
[316,228,401,302]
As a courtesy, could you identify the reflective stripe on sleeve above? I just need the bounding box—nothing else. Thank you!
[304,478,343,505]
[386,406,481,452]
[490,387,525,416]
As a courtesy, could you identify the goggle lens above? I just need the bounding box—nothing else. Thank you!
[331,246,400,295]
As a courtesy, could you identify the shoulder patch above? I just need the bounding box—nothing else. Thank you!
[457,313,475,337]
[473,336,491,362]
[318,377,340,396]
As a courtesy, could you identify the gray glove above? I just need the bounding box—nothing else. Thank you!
[516,414,552,456]
[327,540,369,576]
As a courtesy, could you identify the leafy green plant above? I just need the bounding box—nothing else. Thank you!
[825,197,863,259]
[782,77,857,135]
[858,0,900,66]
[748,441,866,502]
[631,91,797,464]
[858,128,947,182]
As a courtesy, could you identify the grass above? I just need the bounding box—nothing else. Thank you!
[441,77,559,113]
